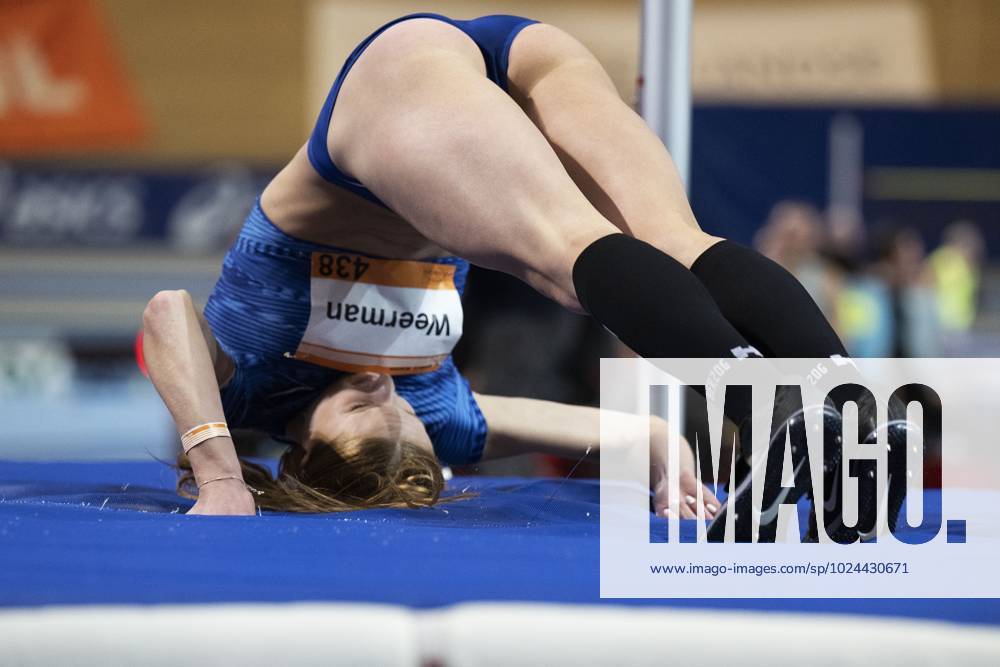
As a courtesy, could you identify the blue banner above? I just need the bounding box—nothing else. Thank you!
[0,162,273,251]
[4,106,998,256]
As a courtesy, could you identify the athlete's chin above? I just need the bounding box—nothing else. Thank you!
[345,372,393,392]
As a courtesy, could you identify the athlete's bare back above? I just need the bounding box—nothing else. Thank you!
[261,145,447,261]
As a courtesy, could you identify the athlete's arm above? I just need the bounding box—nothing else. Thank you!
[474,394,720,519]
[141,289,254,516]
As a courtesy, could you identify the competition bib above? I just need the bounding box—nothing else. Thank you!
[292,252,463,375]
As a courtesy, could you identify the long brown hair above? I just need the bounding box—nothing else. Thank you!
[177,435,451,512]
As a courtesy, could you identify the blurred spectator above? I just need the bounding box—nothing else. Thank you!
[754,200,842,323]
[835,276,892,357]
[819,206,892,356]
[0,339,75,399]
[755,201,949,358]
[826,205,868,269]
[929,221,985,333]
[870,226,941,357]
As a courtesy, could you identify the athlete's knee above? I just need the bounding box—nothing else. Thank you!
[512,223,611,314]
[642,224,723,269]
[528,269,584,313]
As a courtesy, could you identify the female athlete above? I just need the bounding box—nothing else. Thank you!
[142,14,863,529]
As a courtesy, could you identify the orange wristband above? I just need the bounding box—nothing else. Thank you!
[180,422,230,453]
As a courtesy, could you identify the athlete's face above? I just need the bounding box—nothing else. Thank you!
[302,373,434,456]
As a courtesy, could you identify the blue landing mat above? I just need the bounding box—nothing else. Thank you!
[1,461,997,625]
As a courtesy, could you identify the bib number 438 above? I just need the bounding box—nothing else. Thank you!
[317,253,370,281]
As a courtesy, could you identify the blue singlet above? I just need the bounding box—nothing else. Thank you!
[204,13,538,465]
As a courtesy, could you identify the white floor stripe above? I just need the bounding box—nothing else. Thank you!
[2,602,998,666]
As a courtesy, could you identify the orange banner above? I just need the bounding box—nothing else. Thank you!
[0,0,146,154]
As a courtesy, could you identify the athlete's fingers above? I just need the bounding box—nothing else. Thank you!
[655,503,675,519]
[678,470,711,519]
[658,506,678,521]
[658,472,718,520]
[652,485,670,519]
[701,484,722,520]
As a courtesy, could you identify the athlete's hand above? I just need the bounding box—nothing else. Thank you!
[650,420,721,520]
[187,480,257,516]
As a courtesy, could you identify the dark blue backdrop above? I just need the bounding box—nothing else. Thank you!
[3,106,997,254]
[691,105,1000,253]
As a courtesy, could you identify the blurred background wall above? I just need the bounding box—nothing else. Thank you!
[2,0,998,463]
[89,0,1000,161]
[21,0,998,163]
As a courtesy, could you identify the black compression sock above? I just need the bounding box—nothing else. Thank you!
[572,234,760,424]
[690,240,849,359]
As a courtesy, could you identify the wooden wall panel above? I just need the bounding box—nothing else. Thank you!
[91,0,1000,163]
[700,0,1000,101]
[924,0,1000,100]
[98,0,307,162]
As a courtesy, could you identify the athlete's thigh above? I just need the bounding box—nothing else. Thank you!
[507,23,718,268]
[327,18,485,159]
[326,19,616,309]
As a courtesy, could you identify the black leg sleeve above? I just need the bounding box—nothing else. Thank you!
[690,240,848,358]
[572,234,761,361]
[572,234,762,428]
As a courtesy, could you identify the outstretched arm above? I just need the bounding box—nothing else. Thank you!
[142,289,255,515]
[474,394,719,519]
